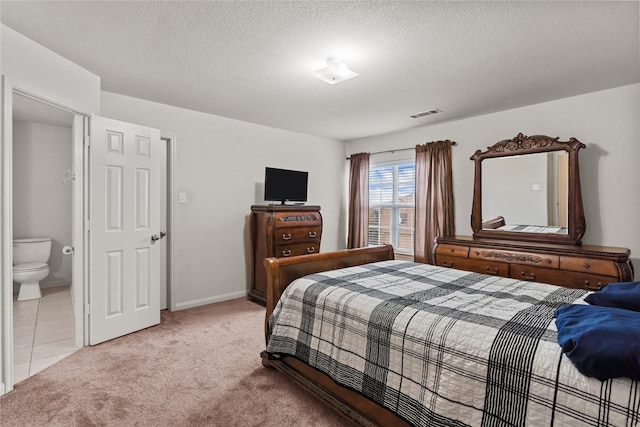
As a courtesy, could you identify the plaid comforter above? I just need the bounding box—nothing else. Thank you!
[266,260,640,427]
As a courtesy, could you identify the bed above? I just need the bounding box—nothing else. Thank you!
[261,245,640,426]
[481,216,568,234]
[497,224,568,234]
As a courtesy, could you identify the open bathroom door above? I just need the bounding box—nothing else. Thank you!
[88,116,161,345]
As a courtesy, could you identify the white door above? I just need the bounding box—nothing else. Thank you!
[89,116,161,345]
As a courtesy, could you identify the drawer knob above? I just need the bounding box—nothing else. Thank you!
[485,267,499,275]
[282,250,292,257]
[306,247,316,254]
[282,233,292,240]
[583,280,602,291]
[442,260,453,268]
[520,272,536,281]
[450,248,455,253]
[583,262,590,269]
[546,259,552,264]
[308,231,317,238]
[475,251,480,255]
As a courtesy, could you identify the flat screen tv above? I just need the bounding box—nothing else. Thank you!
[264,167,308,205]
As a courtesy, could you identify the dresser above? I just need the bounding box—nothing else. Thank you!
[434,236,634,291]
[249,205,322,304]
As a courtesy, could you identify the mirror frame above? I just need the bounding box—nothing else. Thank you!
[471,133,586,245]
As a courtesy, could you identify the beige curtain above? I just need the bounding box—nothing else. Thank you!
[414,140,455,264]
[347,152,370,249]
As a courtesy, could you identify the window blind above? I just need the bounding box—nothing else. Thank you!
[368,162,415,255]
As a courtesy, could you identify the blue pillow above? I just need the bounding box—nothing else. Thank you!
[554,304,640,381]
[584,281,640,312]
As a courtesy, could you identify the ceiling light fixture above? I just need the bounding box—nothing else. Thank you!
[312,57,359,85]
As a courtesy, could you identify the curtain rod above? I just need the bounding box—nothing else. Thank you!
[346,141,457,160]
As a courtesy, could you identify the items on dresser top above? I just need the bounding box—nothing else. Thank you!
[434,235,633,291]
[249,205,322,304]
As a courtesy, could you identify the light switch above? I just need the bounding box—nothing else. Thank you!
[178,192,187,204]
[532,184,540,191]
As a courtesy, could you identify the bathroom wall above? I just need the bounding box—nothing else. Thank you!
[12,120,73,287]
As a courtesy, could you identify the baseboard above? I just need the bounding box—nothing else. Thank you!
[0,381,5,395]
[173,290,248,311]
[41,280,70,289]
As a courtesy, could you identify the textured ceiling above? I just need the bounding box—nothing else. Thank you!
[2,1,638,141]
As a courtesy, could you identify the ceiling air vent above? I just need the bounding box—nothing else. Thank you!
[410,108,442,119]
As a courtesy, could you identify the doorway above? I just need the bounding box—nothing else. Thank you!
[160,136,175,311]
[11,93,79,383]
[1,83,175,393]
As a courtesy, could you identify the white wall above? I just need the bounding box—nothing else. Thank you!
[0,25,100,113]
[482,153,547,226]
[101,91,347,309]
[1,25,100,393]
[13,121,73,286]
[347,84,640,279]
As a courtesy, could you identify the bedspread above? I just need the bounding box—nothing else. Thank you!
[498,224,568,234]
[266,260,640,427]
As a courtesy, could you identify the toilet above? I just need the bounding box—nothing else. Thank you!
[13,237,52,301]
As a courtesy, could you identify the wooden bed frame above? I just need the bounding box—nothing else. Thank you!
[260,244,412,427]
[481,215,505,230]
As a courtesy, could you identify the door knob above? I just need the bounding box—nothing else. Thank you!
[160,230,167,239]
[151,234,160,242]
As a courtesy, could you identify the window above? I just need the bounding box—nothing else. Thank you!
[368,161,415,255]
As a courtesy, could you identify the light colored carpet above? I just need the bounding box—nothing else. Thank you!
[0,298,359,426]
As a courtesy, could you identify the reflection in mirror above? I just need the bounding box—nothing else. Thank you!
[482,151,568,234]
[471,133,586,245]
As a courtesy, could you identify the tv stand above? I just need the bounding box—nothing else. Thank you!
[249,205,322,304]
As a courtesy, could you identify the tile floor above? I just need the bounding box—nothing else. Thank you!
[13,285,80,383]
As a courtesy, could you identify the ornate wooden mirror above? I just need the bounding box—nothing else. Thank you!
[471,133,586,244]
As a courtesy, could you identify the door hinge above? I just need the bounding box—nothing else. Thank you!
[84,135,91,146]
[86,304,91,316]
[85,220,91,231]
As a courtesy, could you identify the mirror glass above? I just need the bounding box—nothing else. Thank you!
[471,133,585,244]
[481,151,569,234]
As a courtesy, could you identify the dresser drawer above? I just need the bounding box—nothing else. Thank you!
[435,255,507,276]
[509,265,614,291]
[559,256,619,277]
[273,211,322,228]
[470,247,559,269]
[436,244,469,258]
[447,257,509,277]
[275,242,320,258]
[433,236,631,291]
[510,265,558,284]
[275,226,322,244]
[251,205,323,305]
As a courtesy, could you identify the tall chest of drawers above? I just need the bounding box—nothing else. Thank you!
[249,205,322,304]
[434,235,634,291]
